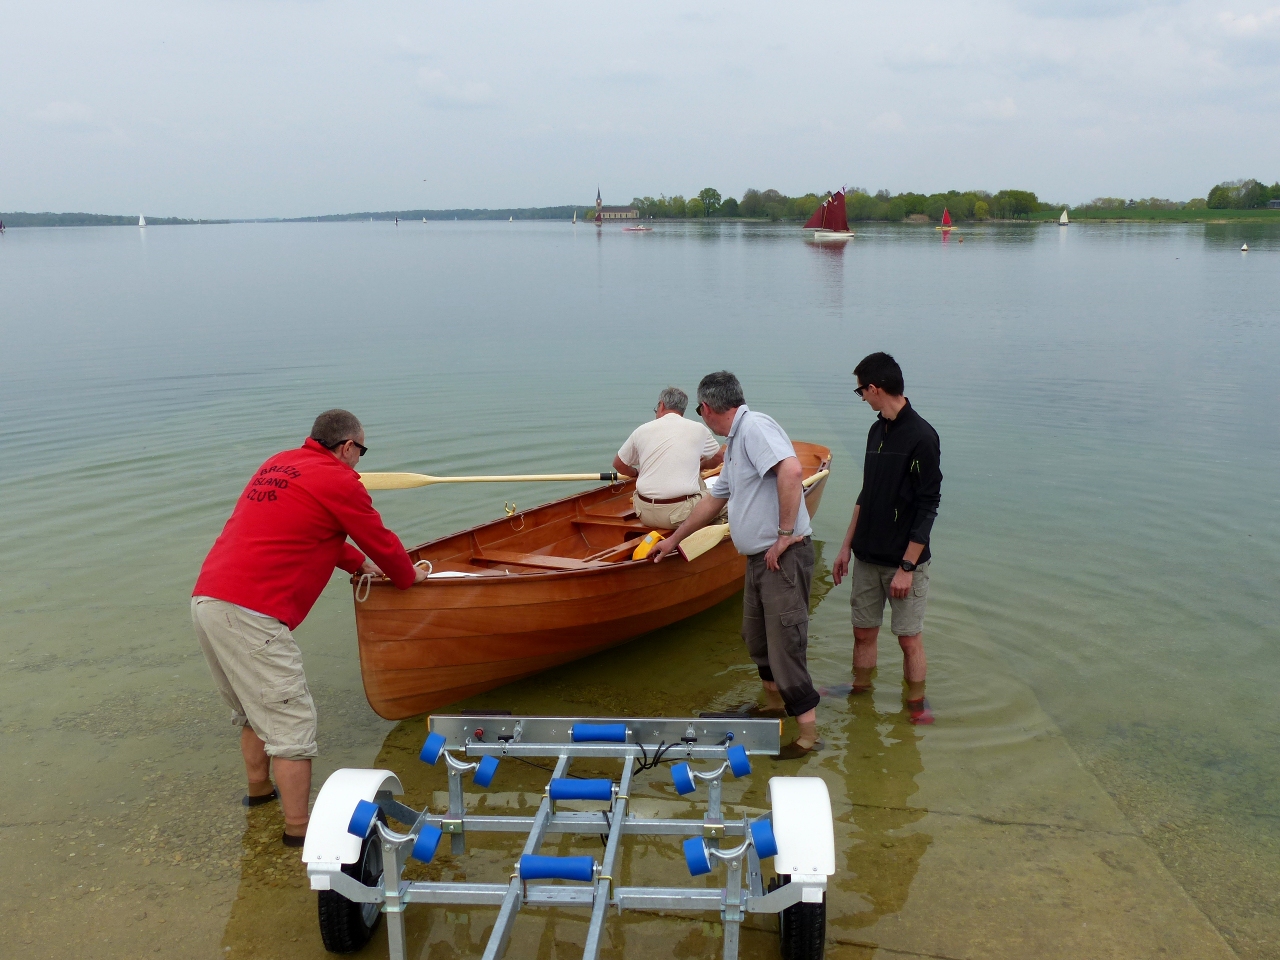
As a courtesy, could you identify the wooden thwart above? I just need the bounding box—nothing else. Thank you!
[475,549,605,571]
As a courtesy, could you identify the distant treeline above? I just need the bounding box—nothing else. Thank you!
[1206,179,1280,209]
[632,186,1049,221]
[287,206,582,222]
[632,188,1048,222]
[635,181,1280,222]
[0,212,211,227]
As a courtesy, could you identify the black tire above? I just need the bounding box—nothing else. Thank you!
[770,874,826,960]
[318,810,385,953]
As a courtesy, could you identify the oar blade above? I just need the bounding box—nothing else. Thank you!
[678,523,730,561]
[358,472,434,490]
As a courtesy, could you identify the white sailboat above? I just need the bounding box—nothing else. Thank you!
[1059,209,1069,226]
[509,216,513,222]
[572,210,577,224]
[138,215,146,228]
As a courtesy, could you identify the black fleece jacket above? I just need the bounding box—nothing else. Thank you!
[851,399,942,567]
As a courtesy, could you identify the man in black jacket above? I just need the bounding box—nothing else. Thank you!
[832,353,942,724]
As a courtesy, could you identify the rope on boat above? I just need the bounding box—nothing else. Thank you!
[356,560,432,602]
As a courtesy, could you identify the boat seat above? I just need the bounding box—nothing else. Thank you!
[579,501,638,520]
[573,516,649,529]
[475,549,605,571]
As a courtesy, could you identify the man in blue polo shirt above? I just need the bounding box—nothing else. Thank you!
[651,371,821,759]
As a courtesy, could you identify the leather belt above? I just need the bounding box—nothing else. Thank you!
[635,492,700,505]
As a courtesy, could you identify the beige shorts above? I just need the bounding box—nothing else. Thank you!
[850,559,931,638]
[191,596,318,759]
[633,491,702,530]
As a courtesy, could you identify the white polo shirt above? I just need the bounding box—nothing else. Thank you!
[618,414,721,500]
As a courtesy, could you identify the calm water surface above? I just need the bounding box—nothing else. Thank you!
[1,220,1277,959]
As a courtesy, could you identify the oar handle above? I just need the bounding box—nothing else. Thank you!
[432,473,619,484]
[359,471,620,490]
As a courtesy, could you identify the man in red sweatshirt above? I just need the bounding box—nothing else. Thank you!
[192,409,426,846]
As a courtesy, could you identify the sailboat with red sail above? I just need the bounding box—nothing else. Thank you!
[935,207,956,231]
[804,188,854,240]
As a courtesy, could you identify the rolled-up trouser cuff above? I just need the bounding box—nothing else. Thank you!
[781,686,820,717]
[266,741,319,760]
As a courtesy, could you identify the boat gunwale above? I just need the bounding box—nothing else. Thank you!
[354,443,832,588]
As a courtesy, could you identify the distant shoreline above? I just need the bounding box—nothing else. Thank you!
[4,208,1279,228]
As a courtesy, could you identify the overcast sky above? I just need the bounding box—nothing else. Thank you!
[3,1,1278,218]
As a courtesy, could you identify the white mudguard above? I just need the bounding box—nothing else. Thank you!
[768,777,835,898]
[302,768,404,875]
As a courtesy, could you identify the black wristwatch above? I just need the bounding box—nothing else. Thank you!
[899,559,917,572]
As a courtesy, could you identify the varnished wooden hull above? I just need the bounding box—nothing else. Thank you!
[355,442,832,719]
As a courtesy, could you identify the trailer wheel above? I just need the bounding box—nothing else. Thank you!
[770,874,826,960]
[317,809,385,953]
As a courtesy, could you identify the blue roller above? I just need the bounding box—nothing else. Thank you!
[411,824,443,863]
[419,730,447,765]
[571,723,628,743]
[519,854,596,882]
[726,744,751,778]
[549,778,613,802]
[346,799,380,838]
[474,754,499,788]
[670,762,696,795]
[750,817,778,859]
[683,837,712,876]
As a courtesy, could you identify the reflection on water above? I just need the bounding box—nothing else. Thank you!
[827,696,930,941]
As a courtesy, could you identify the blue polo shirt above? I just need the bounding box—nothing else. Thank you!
[707,406,812,556]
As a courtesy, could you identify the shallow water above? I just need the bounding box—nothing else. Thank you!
[1,220,1277,959]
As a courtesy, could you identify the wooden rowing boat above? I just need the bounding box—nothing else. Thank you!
[353,442,833,719]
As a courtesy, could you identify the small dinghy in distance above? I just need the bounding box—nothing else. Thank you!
[1059,209,1069,226]
[935,208,956,231]
[352,443,833,719]
[804,189,853,240]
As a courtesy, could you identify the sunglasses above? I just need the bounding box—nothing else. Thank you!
[319,437,368,456]
[854,384,871,397]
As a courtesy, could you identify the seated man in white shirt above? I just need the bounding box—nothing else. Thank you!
[613,387,724,530]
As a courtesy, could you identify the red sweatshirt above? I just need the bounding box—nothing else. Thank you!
[194,438,417,628]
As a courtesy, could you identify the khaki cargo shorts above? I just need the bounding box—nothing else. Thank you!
[191,596,318,759]
[850,559,931,638]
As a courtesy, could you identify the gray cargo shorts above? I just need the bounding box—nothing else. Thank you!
[850,559,931,638]
[191,596,318,759]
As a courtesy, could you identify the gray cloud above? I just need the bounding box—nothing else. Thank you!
[1,0,1277,217]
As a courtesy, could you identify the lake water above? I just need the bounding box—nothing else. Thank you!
[1,220,1277,960]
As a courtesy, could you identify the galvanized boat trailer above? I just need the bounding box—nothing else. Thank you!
[302,715,835,960]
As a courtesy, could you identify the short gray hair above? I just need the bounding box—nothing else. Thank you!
[657,386,688,414]
[697,371,745,414]
[310,409,363,447]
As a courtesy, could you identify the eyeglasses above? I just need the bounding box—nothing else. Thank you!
[696,402,707,416]
[854,384,870,397]
[317,437,368,456]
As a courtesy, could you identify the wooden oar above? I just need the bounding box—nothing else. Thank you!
[676,469,830,561]
[360,471,620,491]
